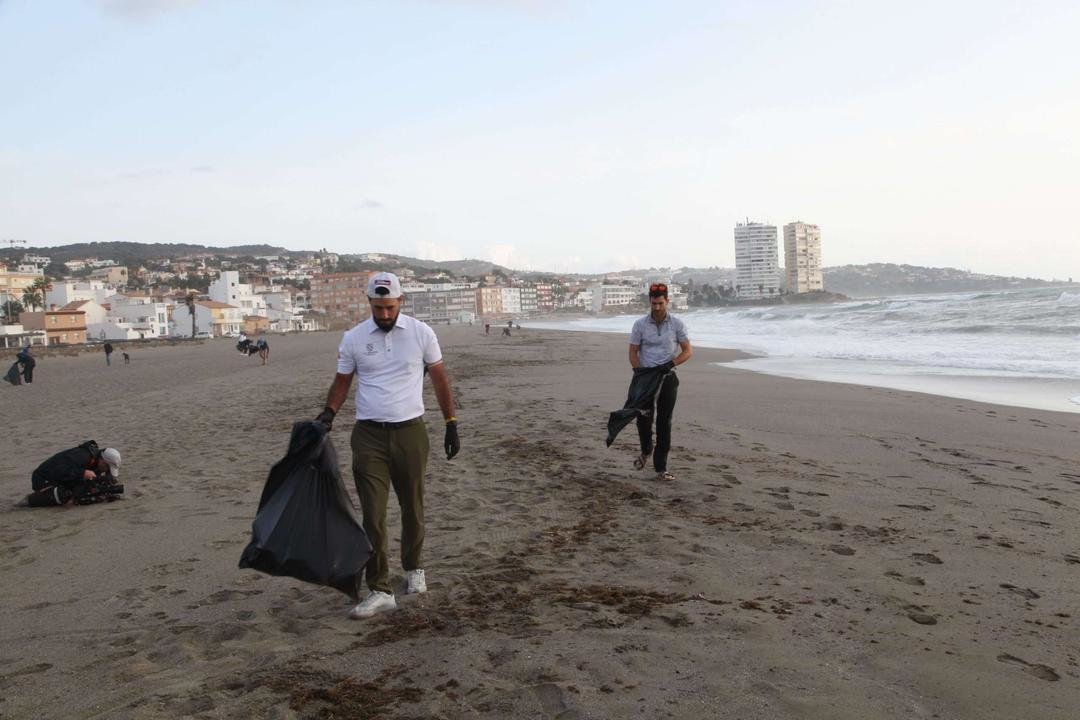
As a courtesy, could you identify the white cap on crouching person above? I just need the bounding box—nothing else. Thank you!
[101,448,121,478]
[367,272,403,299]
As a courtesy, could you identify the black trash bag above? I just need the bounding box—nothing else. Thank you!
[4,361,22,386]
[606,365,670,447]
[239,420,371,600]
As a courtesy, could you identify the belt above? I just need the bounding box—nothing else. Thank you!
[356,417,424,430]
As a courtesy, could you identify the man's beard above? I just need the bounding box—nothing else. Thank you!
[374,316,398,332]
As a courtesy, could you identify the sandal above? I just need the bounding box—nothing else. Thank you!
[633,452,650,471]
[656,471,675,482]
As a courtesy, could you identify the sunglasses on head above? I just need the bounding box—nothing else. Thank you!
[649,283,668,296]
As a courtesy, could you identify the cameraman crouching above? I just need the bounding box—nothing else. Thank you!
[23,442,123,507]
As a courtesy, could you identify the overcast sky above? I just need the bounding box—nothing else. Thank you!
[2,1,1078,278]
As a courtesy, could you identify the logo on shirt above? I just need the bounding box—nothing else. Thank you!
[365,343,377,355]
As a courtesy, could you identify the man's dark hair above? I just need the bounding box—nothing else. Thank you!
[648,282,668,298]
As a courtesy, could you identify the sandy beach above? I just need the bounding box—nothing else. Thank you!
[1,326,1078,719]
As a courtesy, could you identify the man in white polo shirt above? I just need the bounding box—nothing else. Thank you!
[315,272,460,619]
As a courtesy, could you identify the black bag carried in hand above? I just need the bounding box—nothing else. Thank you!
[239,421,371,600]
[606,365,670,447]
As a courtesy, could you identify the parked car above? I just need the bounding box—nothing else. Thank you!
[194,331,213,339]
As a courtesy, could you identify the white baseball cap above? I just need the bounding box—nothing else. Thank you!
[367,272,403,299]
[101,447,121,478]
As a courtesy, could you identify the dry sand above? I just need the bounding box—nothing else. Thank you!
[1,326,1078,719]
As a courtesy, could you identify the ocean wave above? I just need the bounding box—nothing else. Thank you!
[1072,396,1080,407]
[1059,291,1080,303]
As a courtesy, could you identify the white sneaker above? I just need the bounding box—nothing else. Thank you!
[404,568,427,595]
[348,591,396,619]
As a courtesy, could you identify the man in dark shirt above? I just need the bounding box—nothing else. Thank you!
[24,442,122,507]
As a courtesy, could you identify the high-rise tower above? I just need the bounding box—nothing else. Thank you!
[734,220,779,299]
[783,221,823,294]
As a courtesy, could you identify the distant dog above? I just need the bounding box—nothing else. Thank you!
[122,352,130,364]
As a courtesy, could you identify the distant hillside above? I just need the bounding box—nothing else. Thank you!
[354,254,514,279]
[822,264,1075,297]
[0,241,296,265]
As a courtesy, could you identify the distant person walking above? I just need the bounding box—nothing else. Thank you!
[315,272,460,620]
[103,342,114,366]
[628,283,692,481]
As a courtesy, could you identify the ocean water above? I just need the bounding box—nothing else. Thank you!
[526,287,1080,414]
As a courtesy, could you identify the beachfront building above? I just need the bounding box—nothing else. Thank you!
[209,271,267,317]
[21,308,88,345]
[260,290,306,333]
[106,296,171,339]
[589,284,638,312]
[170,300,243,338]
[476,286,504,319]
[783,221,824,294]
[402,287,478,325]
[535,283,556,312]
[518,286,538,315]
[309,271,373,327]
[0,324,46,348]
[45,280,114,307]
[734,220,780,299]
[500,287,522,318]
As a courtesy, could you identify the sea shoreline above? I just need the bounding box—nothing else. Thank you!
[525,297,1080,415]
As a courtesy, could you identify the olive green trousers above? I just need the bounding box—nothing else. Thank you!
[350,420,429,594]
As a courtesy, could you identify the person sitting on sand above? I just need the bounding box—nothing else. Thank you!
[628,282,692,481]
[23,441,121,507]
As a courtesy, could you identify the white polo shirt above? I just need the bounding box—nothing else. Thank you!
[337,314,444,422]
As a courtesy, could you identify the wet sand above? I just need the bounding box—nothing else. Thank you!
[1,326,1078,719]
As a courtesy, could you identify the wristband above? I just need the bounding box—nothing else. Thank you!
[445,416,457,424]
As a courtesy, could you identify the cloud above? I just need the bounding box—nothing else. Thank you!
[190,165,216,173]
[97,0,204,20]
[414,241,461,262]
[357,199,384,210]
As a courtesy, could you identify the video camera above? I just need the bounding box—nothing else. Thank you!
[72,473,124,505]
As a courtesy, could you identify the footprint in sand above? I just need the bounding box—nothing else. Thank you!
[885,571,925,586]
[997,653,1060,681]
[912,553,943,565]
[999,584,1040,600]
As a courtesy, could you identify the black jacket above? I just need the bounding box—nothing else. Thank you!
[31,444,98,491]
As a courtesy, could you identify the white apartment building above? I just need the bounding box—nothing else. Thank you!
[734,220,780,299]
[519,286,538,315]
[109,296,171,338]
[590,284,638,312]
[783,221,824,294]
[46,280,113,307]
[209,271,267,317]
[500,287,522,317]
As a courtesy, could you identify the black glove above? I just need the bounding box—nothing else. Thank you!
[661,361,676,373]
[444,420,460,460]
[315,406,336,431]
